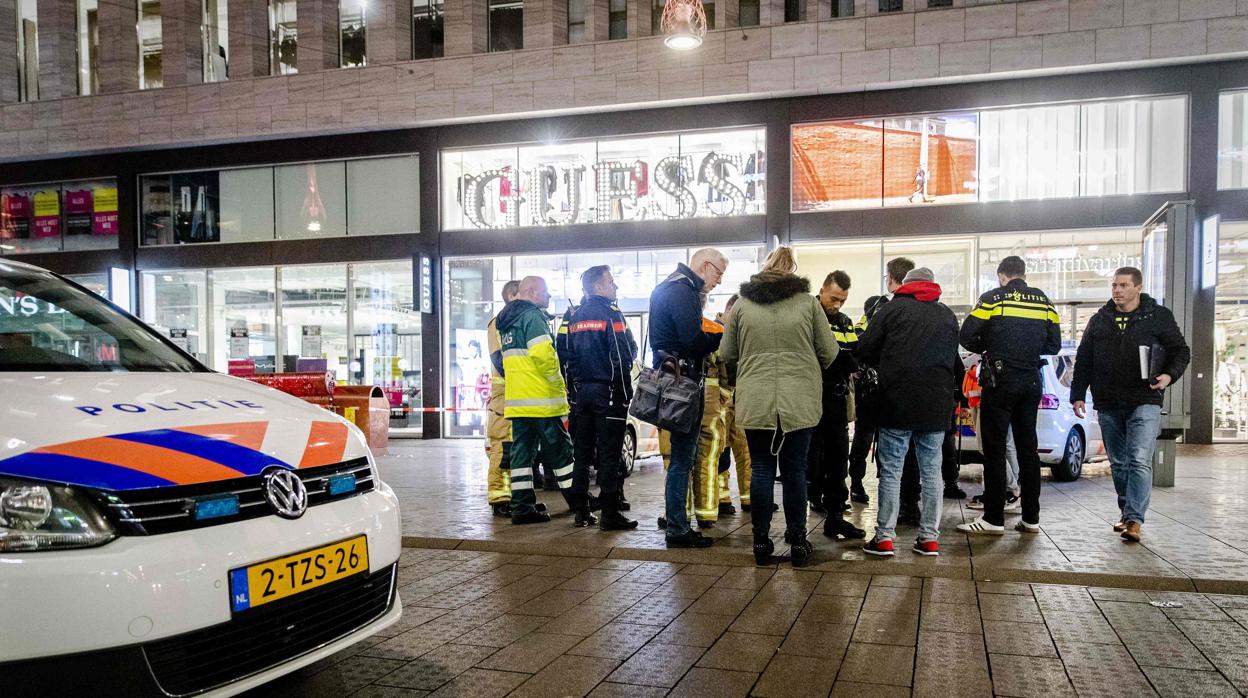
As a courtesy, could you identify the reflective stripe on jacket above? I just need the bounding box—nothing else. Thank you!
[493,300,570,419]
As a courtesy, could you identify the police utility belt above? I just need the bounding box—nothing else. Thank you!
[979,355,1041,389]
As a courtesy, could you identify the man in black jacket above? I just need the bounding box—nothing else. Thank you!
[1070,267,1189,543]
[809,270,867,540]
[857,267,962,557]
[561,266,639,531]
[649,248,727,548]
[956,256,1062,536]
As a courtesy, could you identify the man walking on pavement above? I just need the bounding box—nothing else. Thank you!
[857,267,962,557]
[956,256,1062,536]
[848,257,916,506]
[649,248,728,548]
[486,280,522,517]
[1070,267,1189,543]
[810,270,868,540]
[562,265,640,531]
[492,276,576,525]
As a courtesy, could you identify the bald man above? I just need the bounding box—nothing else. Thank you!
[491,276,578,525]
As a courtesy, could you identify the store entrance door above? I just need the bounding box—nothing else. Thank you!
[624,312,650,367]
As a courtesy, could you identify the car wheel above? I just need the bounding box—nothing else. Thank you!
[622,427,637,477]
[1051,428,1085,482]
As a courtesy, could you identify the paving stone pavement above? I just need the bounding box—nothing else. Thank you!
[386,440,1248,593]
[242,547,1248,697]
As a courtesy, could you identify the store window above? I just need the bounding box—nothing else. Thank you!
[353,261,422,434]
[270,0,297,74]
[568,0,586,42]
[412,0,444,58]
[68,273,110,300]
[141,155,418,245]
[794,96,1186,212]
[609,0,626,38]
[210,267,278,373]
[280,265,349,378]
[488,0,523,52]
[1214,222,1248,440]
[202,0,228,82]
[141,270,208,363]
[1,179,119,255]
[77,0,100,96]
[441,127,766,231]
[444,245,762,437]
[340,0,366,67]
[16,0,37,101]
[1217,91,1248,190]
[139,0,163,90]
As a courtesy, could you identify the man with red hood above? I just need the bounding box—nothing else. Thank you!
[856,266,963,557]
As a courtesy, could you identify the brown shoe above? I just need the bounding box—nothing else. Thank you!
[1113,519,1127,533]
[1121,521,1142,542]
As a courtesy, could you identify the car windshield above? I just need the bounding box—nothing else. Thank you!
[0,265,202,373]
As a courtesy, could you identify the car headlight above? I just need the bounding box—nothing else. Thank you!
[0,476,115,552]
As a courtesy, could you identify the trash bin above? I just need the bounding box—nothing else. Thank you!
[335,385,390,453]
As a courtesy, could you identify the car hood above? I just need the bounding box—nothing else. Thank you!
[0,372,370,491]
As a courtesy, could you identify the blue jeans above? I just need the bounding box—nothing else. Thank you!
[1097,404,1162,524]
[665,399,705,538]
[876,428,944,542]
[746,426,814,540]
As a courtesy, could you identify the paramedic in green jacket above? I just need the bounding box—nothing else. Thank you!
[491,276,575,525]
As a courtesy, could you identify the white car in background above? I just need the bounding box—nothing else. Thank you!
[0,261,402,697]
[956,350,1104,482]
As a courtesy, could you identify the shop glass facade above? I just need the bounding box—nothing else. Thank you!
[1,178,119,255]
[442,246,763,437]
[140,155,418,245]
[791,96,1186,211]
[140,260,422,434]
[440,127,766,230]
[1215,221,1248,440]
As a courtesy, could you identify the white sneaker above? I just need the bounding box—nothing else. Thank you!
[956,517,1005,536]
[1003,493,1021,512]
[1015,520,1040,534]
[967,494,985,510]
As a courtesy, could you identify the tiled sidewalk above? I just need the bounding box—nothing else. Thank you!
[383,441,1248,593]
[246,547,1248,698]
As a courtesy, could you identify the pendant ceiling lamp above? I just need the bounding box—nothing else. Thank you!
[661,0,706,50]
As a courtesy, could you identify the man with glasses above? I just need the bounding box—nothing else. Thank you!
[648,248,729,548]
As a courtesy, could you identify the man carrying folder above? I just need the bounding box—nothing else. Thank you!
[1070,267,1190,543]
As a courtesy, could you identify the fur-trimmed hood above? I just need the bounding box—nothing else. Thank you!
[738,272,811,305]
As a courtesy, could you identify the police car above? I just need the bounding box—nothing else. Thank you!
[0,261,402,697]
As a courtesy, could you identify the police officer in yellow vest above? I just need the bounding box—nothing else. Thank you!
[485,280,521,517]
[490,276,575,525]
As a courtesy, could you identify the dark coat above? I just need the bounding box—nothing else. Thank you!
[1070,294,1190,410]
[856,280,962,432]
[648,263,721,377]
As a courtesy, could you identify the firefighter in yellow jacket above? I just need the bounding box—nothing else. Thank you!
[485,280,521,517]
[716,296,752,513]
[490,276,576,525]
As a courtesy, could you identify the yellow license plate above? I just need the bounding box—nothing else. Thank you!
[229,535,368,612]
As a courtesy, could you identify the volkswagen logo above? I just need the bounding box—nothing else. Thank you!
[262,467,308,520]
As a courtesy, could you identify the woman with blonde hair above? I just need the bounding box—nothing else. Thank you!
[721,246,837,566]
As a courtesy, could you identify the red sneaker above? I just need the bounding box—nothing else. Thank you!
[863,538,895,557]
[912,540,940,556]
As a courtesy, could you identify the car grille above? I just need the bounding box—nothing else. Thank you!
[143,563,396,697]
[96,458,375,535]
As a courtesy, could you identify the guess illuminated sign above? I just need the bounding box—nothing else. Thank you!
[444,128,767,230]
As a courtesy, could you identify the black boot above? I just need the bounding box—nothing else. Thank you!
[898,503,921,526]
[512,510,551,525]
[617,492,631,511]
[789,530,814,568]
[719,501,736,515]
[851,482,870,504]
[753,533,775,565]
[574,508,598,528]
[492,502,511,517]
[600,509,638,531]
[824,518,866,540]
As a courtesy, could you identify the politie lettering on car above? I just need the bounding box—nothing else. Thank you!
[0,260,403,698]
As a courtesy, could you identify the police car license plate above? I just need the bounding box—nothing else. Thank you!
[229,535,368,612]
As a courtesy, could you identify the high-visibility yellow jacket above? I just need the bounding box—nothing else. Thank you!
[491,300,569,419]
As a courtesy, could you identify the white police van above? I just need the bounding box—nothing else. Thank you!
[0,261,402,696]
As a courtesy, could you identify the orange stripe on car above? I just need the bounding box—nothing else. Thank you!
[176,421,269,450]
[35,437,248,485]
[300,421,349,468]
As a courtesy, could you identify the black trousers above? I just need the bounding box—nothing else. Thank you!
[807,400,850,517]
[572,383,626,512]
[979,370,1042,526]
[849,409,875,486]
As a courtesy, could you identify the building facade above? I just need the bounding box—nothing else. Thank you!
[5,0,1248,441]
